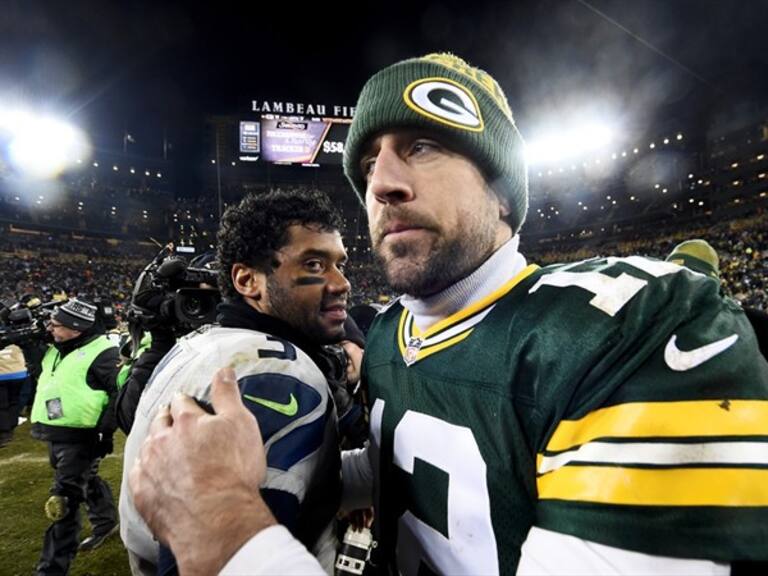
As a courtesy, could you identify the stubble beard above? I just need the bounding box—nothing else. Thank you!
[265,276,342,345]
[375,216,497,298]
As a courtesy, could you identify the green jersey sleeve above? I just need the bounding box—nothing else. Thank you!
[525,256,768,561]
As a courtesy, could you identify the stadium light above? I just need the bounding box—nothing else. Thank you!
[524,121,617,167]
[1,108,90,179]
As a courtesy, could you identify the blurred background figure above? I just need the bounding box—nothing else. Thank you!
[0,343,28,447]
[666,239,767,358]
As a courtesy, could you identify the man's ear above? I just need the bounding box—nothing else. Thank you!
[488,183,511,218]
[498,194,511,218]
[231,264,266,305]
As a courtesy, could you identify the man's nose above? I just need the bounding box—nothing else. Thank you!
[366,146,415,207]
[327,266,351,296]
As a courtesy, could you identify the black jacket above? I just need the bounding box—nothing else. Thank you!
[115,328,176,433]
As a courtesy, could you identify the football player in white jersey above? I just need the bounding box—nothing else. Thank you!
[121,188,350,575]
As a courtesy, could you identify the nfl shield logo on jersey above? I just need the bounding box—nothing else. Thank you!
[404,337,423,366]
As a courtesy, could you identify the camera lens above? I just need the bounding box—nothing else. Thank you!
[182,296,203,318]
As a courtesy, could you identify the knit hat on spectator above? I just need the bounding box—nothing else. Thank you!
[665,239,720,279]
[343,52,529,233]
[53,298,97,331]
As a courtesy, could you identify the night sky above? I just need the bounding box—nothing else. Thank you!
[2,0,767,182]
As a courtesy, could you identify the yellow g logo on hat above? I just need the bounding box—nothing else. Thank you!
[403,77,484,132]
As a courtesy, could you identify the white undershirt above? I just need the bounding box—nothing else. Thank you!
[219,525,324,575]
[400,235,527,331]
[221,237,729,574]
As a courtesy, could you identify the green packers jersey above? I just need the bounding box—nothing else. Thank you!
[363,256,768,575]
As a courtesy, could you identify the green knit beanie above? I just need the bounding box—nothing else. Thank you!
[343,53,529,234]
[665,239,720,279]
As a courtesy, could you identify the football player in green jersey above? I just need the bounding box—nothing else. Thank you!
[130,54,768,575]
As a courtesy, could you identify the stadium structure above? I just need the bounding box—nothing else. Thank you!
[0,99,766,310]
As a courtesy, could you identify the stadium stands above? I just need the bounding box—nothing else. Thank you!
[0,118,765,312]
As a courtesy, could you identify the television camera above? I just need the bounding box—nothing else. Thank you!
[0,298,59,348]
[127,244,220,336]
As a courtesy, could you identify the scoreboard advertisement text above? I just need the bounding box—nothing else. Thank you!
[238,115,351,167]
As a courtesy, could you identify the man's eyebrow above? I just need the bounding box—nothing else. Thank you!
[359,138,382,162]
[298,248,347,261]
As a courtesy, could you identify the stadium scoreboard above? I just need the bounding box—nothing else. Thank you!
[239,115,351,167]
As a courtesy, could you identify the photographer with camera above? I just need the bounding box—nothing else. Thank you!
[120,188,351,576]
[115,250,219,435]
[30,298,120,575]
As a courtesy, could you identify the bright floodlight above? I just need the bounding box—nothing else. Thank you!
[525,122,615,167]
[2,109,90,179]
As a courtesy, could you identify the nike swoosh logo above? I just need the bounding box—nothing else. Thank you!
[243,393,298,416]
[664,333,739,371]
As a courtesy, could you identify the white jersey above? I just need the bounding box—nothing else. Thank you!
[120,325,341,572]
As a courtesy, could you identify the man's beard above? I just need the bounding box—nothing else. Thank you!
[375,216,497,298]
[266,276,344,345]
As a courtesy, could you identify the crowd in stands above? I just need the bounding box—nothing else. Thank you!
[1,252,146,314]
[2,152,765,312]
[0,212,764,316]
[524,214,767,311]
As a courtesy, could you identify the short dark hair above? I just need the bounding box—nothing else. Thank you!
[216,188,343,300]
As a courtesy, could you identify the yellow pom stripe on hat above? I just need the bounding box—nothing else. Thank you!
[421,53,513,120]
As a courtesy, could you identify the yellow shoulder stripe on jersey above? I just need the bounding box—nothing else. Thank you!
[545,400,768,453]
[397,264,539,365]
[538,466,768,506]
[412,263,538,339]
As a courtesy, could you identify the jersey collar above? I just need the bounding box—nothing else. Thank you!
[397,263,539,366]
